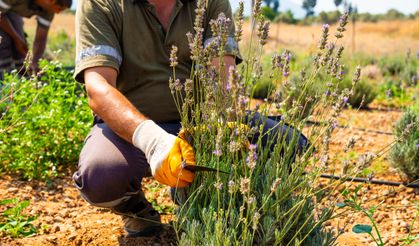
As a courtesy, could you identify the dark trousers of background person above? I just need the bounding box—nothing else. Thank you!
[0,12,26,80]
[72,113,309,215]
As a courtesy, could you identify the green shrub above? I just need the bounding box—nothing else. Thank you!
[45,30,76,66]
[380,78,404,97]
[280,71,320,118]
[338,76,377,108]
[379,55,417,85]
[0,60,92,180]
[389,105,419,181]
[251,76,275,99]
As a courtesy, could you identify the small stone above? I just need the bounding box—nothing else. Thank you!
[24,186,33,192]
[54,216,64,223]
[381,189,390,196]
[46,236,57,243]
[67,233,77,241]
[7,187,18,193]
[51,224,60,233]
[59,210,70,218]
[44,216,54,224]
[401,199,409,206]
[399,221,409,229]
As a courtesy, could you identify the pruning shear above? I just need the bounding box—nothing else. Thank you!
[182,162,230,175]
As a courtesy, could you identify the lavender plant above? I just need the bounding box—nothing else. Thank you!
[389,104,419,181]
[169,1,361,244]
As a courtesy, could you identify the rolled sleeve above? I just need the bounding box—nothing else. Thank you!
[36,13,53,28]
[204,0,242,64]
[0,0,12,12]
[74,0,123,82]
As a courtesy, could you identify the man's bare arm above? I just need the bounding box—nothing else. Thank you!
[0,15,28,56]
[32,24,49,66]
[84,67,148,143]
[211,55,236,89]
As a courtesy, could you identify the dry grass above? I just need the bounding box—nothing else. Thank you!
[245,19,419,56]
[24,13,75,38]
[24,13,418,56]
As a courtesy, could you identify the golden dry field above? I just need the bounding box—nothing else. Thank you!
[24,13,419,56]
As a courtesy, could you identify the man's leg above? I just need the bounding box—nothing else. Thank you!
[0,20,14,75]
[6,12,26,68]
[72,120,181,237]
[247,112,310,161]
[0,12,26,75]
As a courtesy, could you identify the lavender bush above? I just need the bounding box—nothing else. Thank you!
[169,1,363,244]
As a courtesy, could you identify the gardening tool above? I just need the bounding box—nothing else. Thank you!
[182,163,230,175]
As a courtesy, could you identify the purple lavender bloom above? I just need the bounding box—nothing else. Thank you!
[213,149,222,156]
[386,90,392,98]
[411,75,417,85]
[332,120,338,129]
[322,24,330,31]
[282,51,291,63]
[283,71,290,77]
[239,96,249,106]
[249,144,257,150]
[343,96,349,104]
[226,83,231,91]
[325,90,331,97]
[416,143,419,148]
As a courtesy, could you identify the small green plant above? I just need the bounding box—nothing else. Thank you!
[0,198,38,238]
[389,104,419,181]
[338,185,384,246]
[339,76,377,108]
[400,204,418,245]
[0,60,92,180]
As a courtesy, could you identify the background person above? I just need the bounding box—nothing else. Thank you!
[0,0,72,78]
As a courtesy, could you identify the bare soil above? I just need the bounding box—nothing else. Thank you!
[1,108,418,246]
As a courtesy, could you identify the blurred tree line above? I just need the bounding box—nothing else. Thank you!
[244,0,419,25]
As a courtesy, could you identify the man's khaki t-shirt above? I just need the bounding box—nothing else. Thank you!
[75,0,240,123]
[0,0,54,27]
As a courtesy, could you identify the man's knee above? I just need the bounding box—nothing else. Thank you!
[73,157,140,208]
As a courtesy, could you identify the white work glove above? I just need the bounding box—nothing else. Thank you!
[132,120,195,187]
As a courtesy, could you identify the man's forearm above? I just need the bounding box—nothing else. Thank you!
[32,25,49,63]
[211,55,236,88]
[84,67,148,143]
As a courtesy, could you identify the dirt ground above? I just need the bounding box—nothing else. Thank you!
[1,107,418,245]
